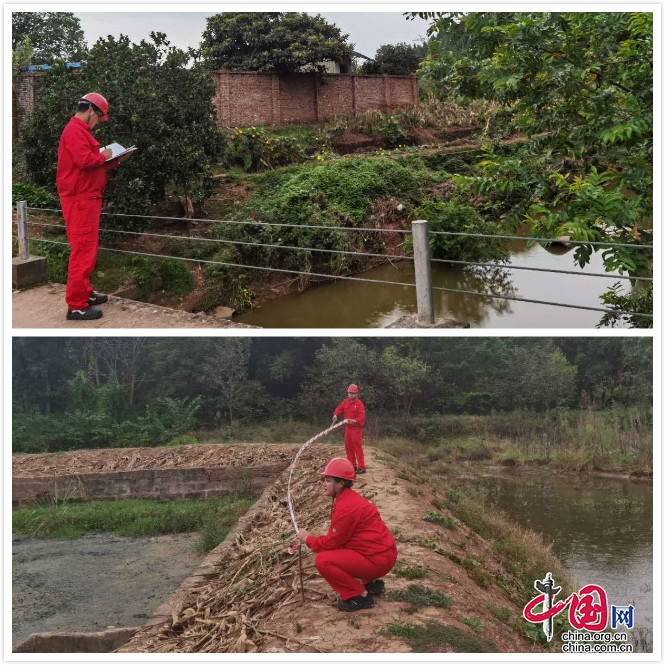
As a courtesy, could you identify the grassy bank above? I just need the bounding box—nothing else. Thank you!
[194,409,652,475]
[12,493,254,552]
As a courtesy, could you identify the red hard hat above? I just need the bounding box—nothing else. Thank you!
[79,93,109,122]
[319,457,356,482]
[347,384,359,393]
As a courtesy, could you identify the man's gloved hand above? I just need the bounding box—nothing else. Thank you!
[332,415,338,424]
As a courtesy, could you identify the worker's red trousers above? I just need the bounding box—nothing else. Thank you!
[345,428,365,470]
[315,543,397,600]
[63,198,101,309]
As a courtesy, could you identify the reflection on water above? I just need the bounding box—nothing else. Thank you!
[236,240,632,328]
[470,473,653,631]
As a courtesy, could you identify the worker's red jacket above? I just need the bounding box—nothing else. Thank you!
[56,117,118,203]
[305,488,395,556]
[333,398,365,429]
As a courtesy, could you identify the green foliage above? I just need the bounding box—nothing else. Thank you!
[599,283,653,329]
[379,115,407,149]
[20,33,223,225]
[413,12,653,322]
[360,42,428,76]
[452,392,495,415]
[12,12,87,63]
[131,257,194,298]
[12,389,201,453]
[201,12,353,73]
[388,584,452,609]
[217,157,423,275]
[393,562,428,580]
[461,617,486,633]
[423,510,459,529]
[247,157,422,224]
[410,200,508,262]
[384,620,497,652]
[196,494,256,551]
[12,182,59,208]
[221,126,306,172]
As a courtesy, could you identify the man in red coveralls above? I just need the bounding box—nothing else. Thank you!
[332,383,366,474]
[56,93,127,320]
[298,457,397,611]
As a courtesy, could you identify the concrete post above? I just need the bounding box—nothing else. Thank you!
[17,200,29,260]
[412,219,434,324]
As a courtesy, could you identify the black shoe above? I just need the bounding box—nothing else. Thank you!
[338,593,374,612]
[356,468,366,474]
[66,306,103,321]
[88,291,108,305]
[365,579,385,596]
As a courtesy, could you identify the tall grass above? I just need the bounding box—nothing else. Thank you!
[367,410,652,473]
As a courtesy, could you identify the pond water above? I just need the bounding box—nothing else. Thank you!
[468,472,653,641]
[236,240,634,328]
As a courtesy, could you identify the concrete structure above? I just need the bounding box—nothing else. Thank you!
[13,628,138,653]
[12,463,290,508]
[12,255,48,289]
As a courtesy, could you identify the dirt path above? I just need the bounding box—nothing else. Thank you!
[12,284,256,329]
[12,532,202,647]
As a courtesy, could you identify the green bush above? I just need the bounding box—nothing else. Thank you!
[131,257,194,298]
[410,200,508,263]
[221,126,307,171]
[12,182,60,208]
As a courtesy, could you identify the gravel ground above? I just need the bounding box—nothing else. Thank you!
[12,532,203,647]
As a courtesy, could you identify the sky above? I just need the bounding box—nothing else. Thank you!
[74,11,430,60]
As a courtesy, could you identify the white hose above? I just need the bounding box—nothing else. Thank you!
[287,419,350,535]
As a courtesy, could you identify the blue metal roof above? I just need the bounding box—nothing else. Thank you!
[21,62,83,72]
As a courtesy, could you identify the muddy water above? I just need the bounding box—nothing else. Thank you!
[469,473,653,637]
[12,532,202,647]
[236,241,633,328]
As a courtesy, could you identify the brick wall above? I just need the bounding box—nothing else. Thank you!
[211,71,418,127]
[15,70,418,130]
[12,463,289,508]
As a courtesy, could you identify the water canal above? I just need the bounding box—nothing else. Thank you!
[468,472,653,646]
[236,240,635,328]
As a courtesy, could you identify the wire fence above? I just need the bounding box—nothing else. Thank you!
[12,203,653,322]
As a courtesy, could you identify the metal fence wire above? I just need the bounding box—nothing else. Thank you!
[12,204,653,321]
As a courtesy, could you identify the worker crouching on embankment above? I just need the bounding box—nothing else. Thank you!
[297,458,397,612]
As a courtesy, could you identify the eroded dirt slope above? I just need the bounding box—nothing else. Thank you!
[113,445,544,654]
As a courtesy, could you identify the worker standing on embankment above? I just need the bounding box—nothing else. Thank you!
[332,384,366,474]
[298,458,397,612]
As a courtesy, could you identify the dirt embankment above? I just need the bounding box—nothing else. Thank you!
[55,443,543,655]
[12,443,299,478]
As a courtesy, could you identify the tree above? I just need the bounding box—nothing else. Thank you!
[199,339,262,425]
[379,347,429,417]
[508,345,577,411]
[200,12,353,73]
[19,32,223,223]
[12,12,87,64]
[410,12,653,325]
[300,339,383,418]
[360,42,428,76]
